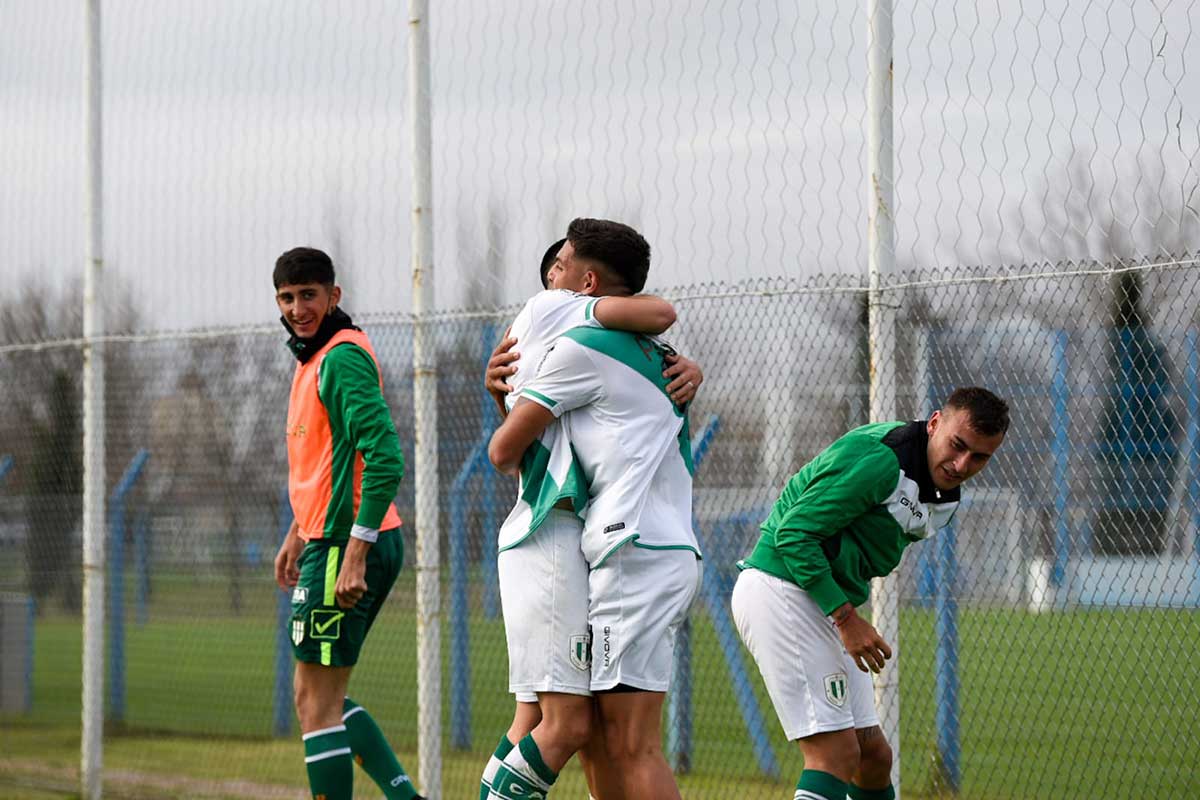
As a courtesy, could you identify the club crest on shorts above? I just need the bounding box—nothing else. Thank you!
[291,618,305,645]
[291,586,308,604]
[569,633,592,671]
[824,672,848,707]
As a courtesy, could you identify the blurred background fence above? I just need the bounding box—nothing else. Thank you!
[2,1,1199,798]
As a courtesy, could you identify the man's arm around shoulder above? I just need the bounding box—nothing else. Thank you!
[592,294,676,334]
[488,398,556,476]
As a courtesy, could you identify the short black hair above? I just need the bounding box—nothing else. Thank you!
[540,238,567,289]
[566,218,651,294]
[944,387,1010,436]
[274,247,335,289]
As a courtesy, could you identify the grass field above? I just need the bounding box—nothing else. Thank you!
[2,569,1197,798]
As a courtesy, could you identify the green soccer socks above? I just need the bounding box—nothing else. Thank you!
[303,724,353,800]
[488,733,558,799]
[342,697,419,799]
[848,783,896,800]
[481,735,516,800]
[794,769,848,800]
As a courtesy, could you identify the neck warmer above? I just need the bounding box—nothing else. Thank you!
[281,307,359,364]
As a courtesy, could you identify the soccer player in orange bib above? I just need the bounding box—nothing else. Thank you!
[271,247,424,800]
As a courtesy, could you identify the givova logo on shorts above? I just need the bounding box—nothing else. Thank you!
[824,673,848,707]
[569,632,592,671]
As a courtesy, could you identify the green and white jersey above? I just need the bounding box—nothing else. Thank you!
[740,420,960,615]
[520,328,699,567]
[496,290,604,552]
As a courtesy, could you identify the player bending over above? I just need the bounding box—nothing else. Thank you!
[271,247,424,800]
[732,388,1009,800]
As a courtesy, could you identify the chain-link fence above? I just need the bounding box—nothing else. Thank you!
[3,1,1200,799]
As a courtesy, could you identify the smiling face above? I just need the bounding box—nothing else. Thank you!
[925,407,1005,491]
[546,240,598,294]
[275,281,341,339]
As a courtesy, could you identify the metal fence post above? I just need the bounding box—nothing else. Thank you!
[867,0,900,790]
[1051,332,1071,594]
[481,321,501,620]
[934,519,961,791]
[107,449,148,725]
[81,1,106,796]
[273,488,294,737]
[409,1,441,793]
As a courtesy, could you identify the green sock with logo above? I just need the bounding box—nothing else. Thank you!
[848,784,895,800]
[481,735,516,800]
[491,733,556,799]
[794,769,846,800]
[303,724,353,800]
[342,697,418,799]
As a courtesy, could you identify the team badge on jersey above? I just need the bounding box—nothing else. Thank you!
[292,618,305,646]
[824,673,847,707]
[569,633,592,671]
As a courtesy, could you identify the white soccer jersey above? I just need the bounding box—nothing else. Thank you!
[495,290,604,551]
[519,328,700,566]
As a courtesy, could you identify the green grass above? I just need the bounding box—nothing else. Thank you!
[3,568,1198,798]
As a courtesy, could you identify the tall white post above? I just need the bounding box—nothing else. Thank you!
[867,0,900,794]
[408,2,440,797]
[81,2,106,799]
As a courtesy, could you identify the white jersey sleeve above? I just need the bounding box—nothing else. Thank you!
[505,290,604,411]
[519,338,604,418]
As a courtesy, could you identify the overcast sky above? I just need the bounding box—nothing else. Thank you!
[2,0,1198,333]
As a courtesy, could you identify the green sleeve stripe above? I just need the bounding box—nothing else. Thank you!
[522,389,558,408]
[589,533,640,569]
[585,298,598,321]
[632,541,702,559]
[323,546,339,606]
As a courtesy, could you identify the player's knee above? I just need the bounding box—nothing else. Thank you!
[543,706,593,751]
[858,734,893,776]
[800,731,861,780]
[292,681,315,724]
[292,672,335,730]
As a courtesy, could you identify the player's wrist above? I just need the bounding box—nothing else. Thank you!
[350,524,379,544]
[831,603,856,628]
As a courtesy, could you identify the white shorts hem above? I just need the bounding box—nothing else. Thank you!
[590,677,670,693]
[509,682,592,698]
[784,716,880,741]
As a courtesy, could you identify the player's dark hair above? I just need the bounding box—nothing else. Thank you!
[274,247,335,289]
[540,238,567,289]
[566,218,651,294]
[944,386,1010,436]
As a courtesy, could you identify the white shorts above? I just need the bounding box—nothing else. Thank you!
[589,544,702,693]
[498,508,592,700]
[731,567,879,740]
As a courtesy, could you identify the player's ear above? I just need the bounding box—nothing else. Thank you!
[927,410,941,436]
[582,270,599,295]
[329,285,342,308]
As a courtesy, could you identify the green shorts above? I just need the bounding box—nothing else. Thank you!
[288,529,403,667]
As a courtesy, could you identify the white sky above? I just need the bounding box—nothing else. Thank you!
[2,0,1198,333]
